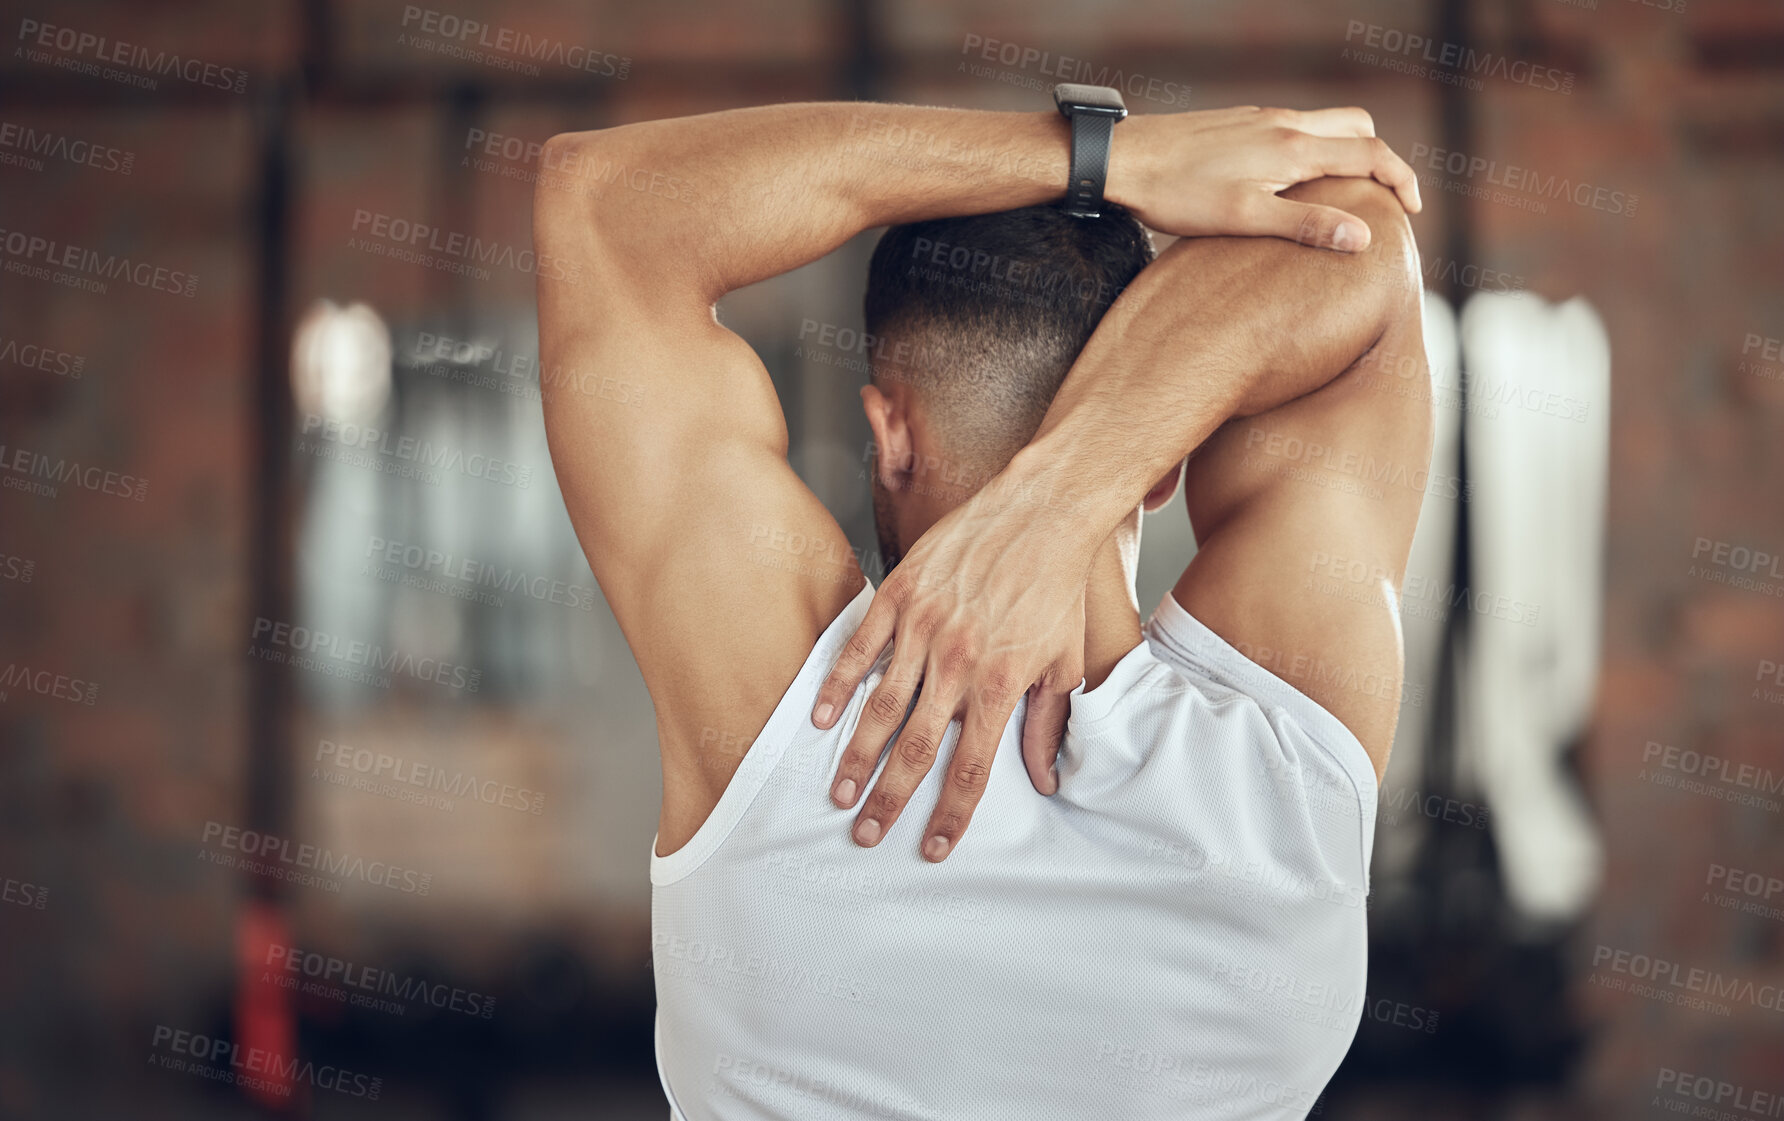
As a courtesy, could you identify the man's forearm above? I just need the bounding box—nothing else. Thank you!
[991,177,1421,547]
[538,103,1077,298]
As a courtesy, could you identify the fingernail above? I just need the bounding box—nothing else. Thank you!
[1332,222,1363,251]
[923,835,950,862]
[814,702,835,726]
[833,778,857,806]
[855,818,882,846]
[1043,769,1059,796]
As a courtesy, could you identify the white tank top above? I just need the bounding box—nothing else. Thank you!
[651,583,1379,1121]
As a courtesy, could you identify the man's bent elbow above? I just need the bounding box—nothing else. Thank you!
[532,132,597,240]
[1293,176,1422,304]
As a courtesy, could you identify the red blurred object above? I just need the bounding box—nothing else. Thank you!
[234,898,302,1113]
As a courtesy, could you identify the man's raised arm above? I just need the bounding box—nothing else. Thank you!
[1023,174,1420,518]
[536,102,1417,303]
[815,175,1424,854]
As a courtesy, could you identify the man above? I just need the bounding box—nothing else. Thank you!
[536,99,1430,1119]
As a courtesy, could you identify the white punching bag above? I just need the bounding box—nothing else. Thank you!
[1455,291,1610,926]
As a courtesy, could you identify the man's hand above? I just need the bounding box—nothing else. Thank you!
[813,473,1104,863]
[1108,106,1421,250]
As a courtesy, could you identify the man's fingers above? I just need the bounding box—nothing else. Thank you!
[812,592,897,729]
[920,704,1013,862]
[1265,198,1375,253]
[1020,684,1071,795]
[1302,135,1422,214]
[853,696,954,848]
[828,644,921,810]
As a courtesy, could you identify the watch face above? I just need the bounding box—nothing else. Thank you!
[1053,83,1127,118]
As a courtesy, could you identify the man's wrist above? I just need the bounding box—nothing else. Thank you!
[1102,112,1153,215]
[984,439,1144,555]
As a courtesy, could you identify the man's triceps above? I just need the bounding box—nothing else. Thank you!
[1177,312,1431,775]
[536,262,865,848]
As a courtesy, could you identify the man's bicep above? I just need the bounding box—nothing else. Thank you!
[1173,318,1433,777]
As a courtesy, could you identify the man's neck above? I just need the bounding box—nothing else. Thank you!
[1081,535,1144,689]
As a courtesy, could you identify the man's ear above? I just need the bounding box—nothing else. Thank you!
[860,383,913,489]
[1142,458,1185,512]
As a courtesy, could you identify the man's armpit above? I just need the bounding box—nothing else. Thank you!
[1170,491,1407,772]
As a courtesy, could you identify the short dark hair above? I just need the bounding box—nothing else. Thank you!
[863,203,1155,472]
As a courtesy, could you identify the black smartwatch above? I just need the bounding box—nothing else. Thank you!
[1052,83,1127,219]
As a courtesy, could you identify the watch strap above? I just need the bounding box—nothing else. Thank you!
[1063,112,1115,219]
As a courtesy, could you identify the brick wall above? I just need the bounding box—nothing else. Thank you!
[1,0,1780,1116]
